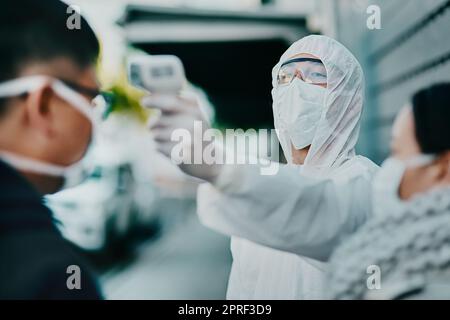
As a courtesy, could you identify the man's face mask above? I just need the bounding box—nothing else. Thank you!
[273,57,327,155]
[0,75,110,190]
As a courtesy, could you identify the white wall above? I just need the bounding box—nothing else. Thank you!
[322,0,450,162]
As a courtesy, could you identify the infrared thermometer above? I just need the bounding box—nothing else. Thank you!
[127,54,186,95]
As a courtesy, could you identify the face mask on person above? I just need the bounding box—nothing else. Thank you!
[0,75,105,190]
[372,154,437,217]
[273,77,327,154]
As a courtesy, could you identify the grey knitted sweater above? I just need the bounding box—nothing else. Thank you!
[328,186,450,299]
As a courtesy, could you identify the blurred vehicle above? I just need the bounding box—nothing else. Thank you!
[46,162,136,252]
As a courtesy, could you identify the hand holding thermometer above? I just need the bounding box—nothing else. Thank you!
[129,55,220,182]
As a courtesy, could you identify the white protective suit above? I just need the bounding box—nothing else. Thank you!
[196,35,379,299]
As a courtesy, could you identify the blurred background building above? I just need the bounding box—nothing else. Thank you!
[52,0,450,299]
[330,0,450,162]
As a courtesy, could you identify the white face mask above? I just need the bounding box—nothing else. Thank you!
[372,154,437,217]
[273,78,326,160]
[0,75,103,190]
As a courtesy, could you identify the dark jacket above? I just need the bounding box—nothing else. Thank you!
[0,160,102,299]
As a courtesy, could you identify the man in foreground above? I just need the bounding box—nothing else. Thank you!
[0,0,103,299]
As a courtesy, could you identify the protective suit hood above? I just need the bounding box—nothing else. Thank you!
[272,35,365,170]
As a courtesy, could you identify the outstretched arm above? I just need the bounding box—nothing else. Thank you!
[197,162,372,261]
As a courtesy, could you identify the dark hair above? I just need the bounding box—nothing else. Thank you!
[0,0,100,110]
[412,83,450,154]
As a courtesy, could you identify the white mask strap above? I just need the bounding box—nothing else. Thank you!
[0,76,95,122]
[404,154,436,168]
[0,76,49,97]
[51,80,95,121]
[0,151,66,176]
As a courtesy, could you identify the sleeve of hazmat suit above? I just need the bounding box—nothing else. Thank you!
[196,35,379,262]
[197,156,376,262]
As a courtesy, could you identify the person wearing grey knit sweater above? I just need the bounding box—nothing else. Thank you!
[329,83,450,300]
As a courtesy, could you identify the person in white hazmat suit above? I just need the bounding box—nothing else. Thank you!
[144,35,379,299]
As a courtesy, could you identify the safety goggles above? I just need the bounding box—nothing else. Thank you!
[0,76,113,121]
[277,58,327,86]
